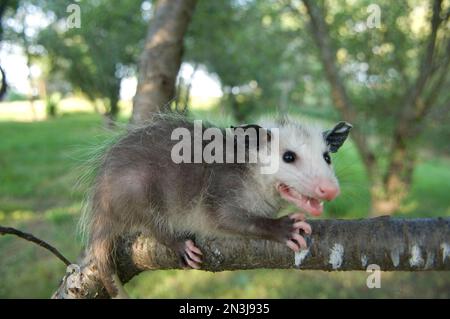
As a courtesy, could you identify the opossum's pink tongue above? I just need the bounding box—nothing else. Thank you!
[276,183,323,216]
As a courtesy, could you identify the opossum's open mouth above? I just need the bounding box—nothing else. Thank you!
[276,183,324,216]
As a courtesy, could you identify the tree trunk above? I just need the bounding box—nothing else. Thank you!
[371,0,444,216]
[181,63,198,113]
[104,102,118,128]
[370,132,416,216]
[25,60,37,121]
[131,0,198,125]
[0,65,7,100]
[229,91,244,122]
[104,80,121,127]
[53,217,450,299]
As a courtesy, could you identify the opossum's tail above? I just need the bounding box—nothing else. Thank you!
[79,192,129,299]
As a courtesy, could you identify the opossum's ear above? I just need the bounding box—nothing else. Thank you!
[323,122,352,153]
[231,124,271,150]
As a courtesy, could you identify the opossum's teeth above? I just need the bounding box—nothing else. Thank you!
[307,197,324,216]
[276,183,324,216]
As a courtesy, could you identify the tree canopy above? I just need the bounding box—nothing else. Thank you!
[38,0,148,119]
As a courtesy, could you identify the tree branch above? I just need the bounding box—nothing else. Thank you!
[420,39,450,117]
[0,225,72,266]
[53,217,450,299]
[398,0,443,126]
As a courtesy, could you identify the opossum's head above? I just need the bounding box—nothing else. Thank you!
[259,119,352,216]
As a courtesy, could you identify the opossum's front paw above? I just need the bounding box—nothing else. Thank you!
[275,213,312,252]
[179,239,203,270]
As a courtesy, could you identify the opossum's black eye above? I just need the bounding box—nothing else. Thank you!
[282,151,296,163]
[323,152,331,165]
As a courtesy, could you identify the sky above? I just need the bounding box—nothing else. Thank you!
[1,44,33,94]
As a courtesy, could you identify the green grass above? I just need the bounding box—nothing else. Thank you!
[0,112,449,298]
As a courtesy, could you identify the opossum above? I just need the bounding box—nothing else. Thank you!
[81,113,352,298]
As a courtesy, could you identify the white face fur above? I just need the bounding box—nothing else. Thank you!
[257,119,351,216]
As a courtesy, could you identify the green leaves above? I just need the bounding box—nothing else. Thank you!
[37,0,147,117]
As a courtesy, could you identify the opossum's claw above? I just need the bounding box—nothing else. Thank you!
[289,212,312,234]
[286,232,308,252]
[285,213,311,251]
[274,215,310,252]
[185,247,202,263]
[184,255,201,269]
[293,221,312,235]
[186,239,203,255]
[182,239,203,269]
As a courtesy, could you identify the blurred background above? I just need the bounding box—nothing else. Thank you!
[0,0,449,298]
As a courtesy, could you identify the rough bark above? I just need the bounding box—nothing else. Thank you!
[53,217,450,299]
[131,0,197,125]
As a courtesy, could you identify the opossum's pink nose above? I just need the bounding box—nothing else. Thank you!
[315,182,339,201]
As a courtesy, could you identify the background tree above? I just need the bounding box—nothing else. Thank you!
[0,0,20,100]
[38,0,148,123]
[296,0,450,215]
[1,2,46,117]
[185,0,305,121]
[131,0,198,124]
